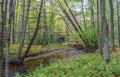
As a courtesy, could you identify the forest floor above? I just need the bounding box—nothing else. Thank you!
[23,48,120,77]
[10,43,89,77]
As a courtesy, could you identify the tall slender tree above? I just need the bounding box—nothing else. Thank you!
[43,0,48,46]
[0,0,5,77]
[17,0,25,58]
[17,0,31,59]
[109,0,115,51]
[21,0,44,62]
[116,0,120,47]
[100,0,110,64]
[97,0,102,55]
[5,0,13,76]
[11,0,16,44]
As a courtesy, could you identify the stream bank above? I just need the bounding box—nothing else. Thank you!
[9,47,88,77]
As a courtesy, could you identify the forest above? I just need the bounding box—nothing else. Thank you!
[0,0,120,77]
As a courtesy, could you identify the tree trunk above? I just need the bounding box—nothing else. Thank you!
[100,0,110,64]
[116,0,120,47]
[17,0,25,58]
[56,0,89,47]
[81,0,86,29]
[43,0,48,46]
[97,0,103,55]
[17,0,31,58]
[109,0,115,51]
[21,0,44,62]
[48,0,54,44]
[11,0,16,44]
[5,0,13,76]
[0,0,5,77]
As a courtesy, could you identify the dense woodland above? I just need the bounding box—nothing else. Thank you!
[0,0,120,77]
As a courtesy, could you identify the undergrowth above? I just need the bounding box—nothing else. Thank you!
[16,49,120,77]
[4,43,70,57]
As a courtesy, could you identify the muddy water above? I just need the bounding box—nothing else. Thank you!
[9,49,86,77]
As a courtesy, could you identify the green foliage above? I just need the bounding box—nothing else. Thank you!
[83,26,98,47]
[15,73,22,77]
[20,51,120,77]
[7,44,70,57]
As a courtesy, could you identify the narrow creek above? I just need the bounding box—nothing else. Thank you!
[8,48,87,77]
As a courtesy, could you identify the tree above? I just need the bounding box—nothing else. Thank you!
[43,0,48,46]
[100,0,110,64]
[11,0,16,44]
[116,0,120,47]
[109,0,115,51]
[21,0,44,62]
[17,0,31,59]
[56,0,90,47]
[5,0,14,76]
[0,0,5,77]
[97,0,103,55]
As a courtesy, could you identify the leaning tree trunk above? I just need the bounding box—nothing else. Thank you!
[63,0,89,43]
[58,11,80,45]
[56,0,89,47]
[100,0,110,64]
[0,0,5,77]
[21,0,44,62]
[109,0,115,51]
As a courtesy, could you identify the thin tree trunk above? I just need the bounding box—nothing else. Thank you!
[5,0,13,76]
[109,0,115,51]
[116,0,120,47]
[43,0,48,46]
[97,0,102,55]
[17,0,25,58]
[58,11,80,45]
[55,0,89,47]
[48,0,54,44]
[100,0,110,64]
[63,0,89,43]
[81,0,86,29]
[17,0,31,58]
[11,0,16,44]
[0,0,5,77]
[21,0,44,62]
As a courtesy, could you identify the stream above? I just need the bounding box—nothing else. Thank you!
[8,48,87,77]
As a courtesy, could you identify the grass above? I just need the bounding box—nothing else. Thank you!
[16,49,120,77]
[4,43,70,57]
